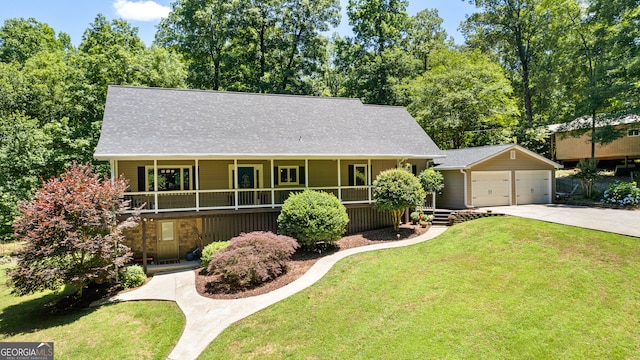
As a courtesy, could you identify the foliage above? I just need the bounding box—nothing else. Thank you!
[409,211,422,224]
[373,169,425,231]
[335,0,418,105]
[119,264,146,289]
[0,17,68,64]
[8,163,138,298]
[156,0,340,93]
[407,48,519,149]
[277,190,349,250]
[463,0,549,124]
[0,16,187,241]
[207,232,299,290]
[601,181,640,207]
[418,168,444,194]
[418,213,433,225]
[572,159,600,199]
[200,241,229,271]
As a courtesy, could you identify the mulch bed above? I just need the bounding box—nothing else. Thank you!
[195,224,429,300]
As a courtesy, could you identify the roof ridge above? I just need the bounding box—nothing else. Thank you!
[108,85,365,103]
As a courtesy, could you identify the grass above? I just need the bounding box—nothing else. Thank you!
[201,217,640,359]
[0,264,185,359]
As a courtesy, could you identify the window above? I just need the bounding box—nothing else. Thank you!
[279,166,298,185]
[629,129,640,137]
[147,166,191,191]
[353,164,367,186]
[160,221,175,241]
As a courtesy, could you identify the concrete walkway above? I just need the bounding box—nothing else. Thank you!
[482,204,640,238]
[94,226,448,360]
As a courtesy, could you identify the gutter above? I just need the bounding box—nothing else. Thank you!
[460,169,472,208]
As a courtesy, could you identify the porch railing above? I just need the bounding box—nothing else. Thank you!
[123,186,373,213]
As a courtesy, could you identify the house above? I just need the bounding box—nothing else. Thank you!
[94,86,444,261]
[433,144,562,209]
[548,113,640,166]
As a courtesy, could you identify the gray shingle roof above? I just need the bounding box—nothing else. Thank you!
[433,144,561,169]
[95,86,443,160]
[548,113,640,133]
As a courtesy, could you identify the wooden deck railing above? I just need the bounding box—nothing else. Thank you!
[123,186,373,213]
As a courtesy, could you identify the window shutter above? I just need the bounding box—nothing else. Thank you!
[412,165,417,176]
[138,167,145,191]
[274,167,279,185]
[192,166,199,190]
[348,165,354,186]
[299,166,305,185]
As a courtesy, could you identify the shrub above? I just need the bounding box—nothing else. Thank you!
[410,211,422,224]
[277,190,349,250]
[207,232,299,290]
[373,169,425,230]
[120,265,146,289]
[601,181,640,207]
[418,168,445,194]
[200,241,229,270]
[573,159,600,199]
[9,163,136,298]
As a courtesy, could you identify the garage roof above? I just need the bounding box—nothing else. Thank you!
[433,144,562,170]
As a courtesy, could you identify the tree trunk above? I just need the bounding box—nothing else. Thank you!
[591,109,596,162]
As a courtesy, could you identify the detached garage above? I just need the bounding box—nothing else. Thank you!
[434,144,562,209]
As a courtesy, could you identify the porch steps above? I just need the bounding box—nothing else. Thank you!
[431,209,453,226]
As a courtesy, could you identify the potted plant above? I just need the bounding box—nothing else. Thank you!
[418,214,433,228]
[410,211,422,225]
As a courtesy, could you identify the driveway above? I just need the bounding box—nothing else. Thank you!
[481,204,640,238]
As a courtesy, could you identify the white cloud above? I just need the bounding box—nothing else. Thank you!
[113,0,170,21]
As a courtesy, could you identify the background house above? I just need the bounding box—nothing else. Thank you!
[548,113,640,168]
[433,144,562,209]
[95,86,443,261]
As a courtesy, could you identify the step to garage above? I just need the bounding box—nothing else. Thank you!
[431,209,453,225]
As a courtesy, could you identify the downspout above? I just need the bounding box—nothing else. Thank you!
[460,169,472,208]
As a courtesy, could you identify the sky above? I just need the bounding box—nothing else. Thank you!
[0,0,478,47]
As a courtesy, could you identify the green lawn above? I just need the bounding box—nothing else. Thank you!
[201,217,640,359]
[0,264,185,360]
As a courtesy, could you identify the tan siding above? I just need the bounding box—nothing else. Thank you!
[555,125,640,161]
[437,170,466,209]
[371,160,398,180]
[308,160,338,187]
[117,160,153,192]
[470,149,555,171]
[198,160,233,189]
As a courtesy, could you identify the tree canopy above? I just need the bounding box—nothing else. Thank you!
[9,163,137,298]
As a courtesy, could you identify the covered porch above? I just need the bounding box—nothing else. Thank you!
[113,157,428,214]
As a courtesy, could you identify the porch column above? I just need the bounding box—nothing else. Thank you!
[270,159,275,208]
[367,158,372,203]
[195,159,200,211]
[234,159,239,210]
[109,160,115,183]
[153,160,158,214]
[337,159,342,201]
[305,159,309,188]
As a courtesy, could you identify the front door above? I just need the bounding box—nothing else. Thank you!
[157,221,179,261]
[229,165,264,205]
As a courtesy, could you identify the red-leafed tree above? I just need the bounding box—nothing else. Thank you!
[9,163,138,298]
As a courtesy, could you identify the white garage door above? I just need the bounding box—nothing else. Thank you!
[471,171,511,207]
[516,170,552,204]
